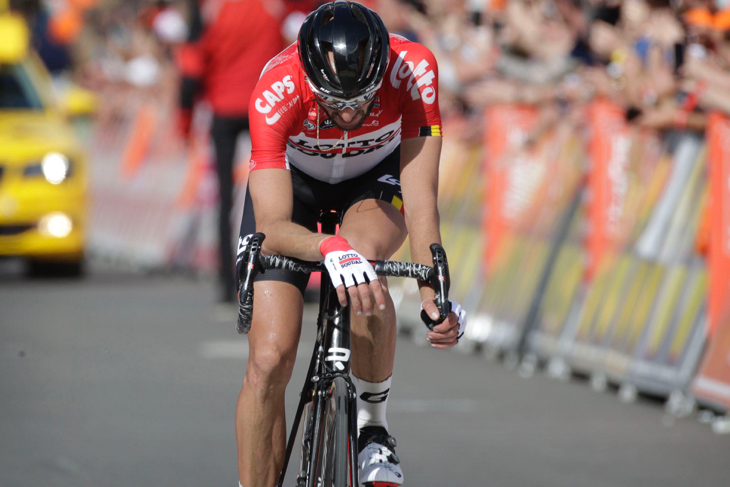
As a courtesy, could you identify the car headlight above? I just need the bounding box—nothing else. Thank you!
[23,153,72,184]
[38,212,73,238]
[42,153,71,184]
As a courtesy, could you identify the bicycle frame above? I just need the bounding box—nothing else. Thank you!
[277,214,359,487]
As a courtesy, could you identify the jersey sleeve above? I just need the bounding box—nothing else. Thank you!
[248,66,304,172]
[389,42,442,140]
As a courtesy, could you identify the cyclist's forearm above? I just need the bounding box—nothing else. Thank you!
[406,192,441,300]
[405,207,441,262]
[257,219,329,261]
[249,168,329,261]
[405,204,442,300]
[400,136,444,298]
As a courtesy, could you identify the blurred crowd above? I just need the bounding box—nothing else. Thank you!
[9,0,730,140]
[383,0,730,141]
[381,0,730,142]
[8,0,730,295]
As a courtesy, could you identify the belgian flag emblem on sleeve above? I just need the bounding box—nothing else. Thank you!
[419,125,442,137]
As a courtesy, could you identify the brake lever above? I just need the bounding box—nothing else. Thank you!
[236,232,265,334]
[420,243,451,331]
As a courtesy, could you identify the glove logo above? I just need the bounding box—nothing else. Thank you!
[338,253,361,268]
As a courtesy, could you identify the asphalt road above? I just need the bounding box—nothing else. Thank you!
[2,264,729,487]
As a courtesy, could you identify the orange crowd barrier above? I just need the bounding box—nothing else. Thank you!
[585,99,632,281]
[692,290,730,412]
[706,112,730,337]
[120,102,158,179]
[482,104,538,273]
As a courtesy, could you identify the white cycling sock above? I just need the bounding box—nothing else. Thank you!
[352,374,391,432]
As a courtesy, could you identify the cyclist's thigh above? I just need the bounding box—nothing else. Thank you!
[338,149,407,260]
[237,175,319,294]
[339,200,406,260]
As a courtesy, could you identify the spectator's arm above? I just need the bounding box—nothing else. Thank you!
[698,85,730,117]
[638,103,707,132]
[685,55,730,92]
[495,53,578,85]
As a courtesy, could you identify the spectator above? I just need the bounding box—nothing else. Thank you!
[680,9,730,118]
[177,0,285,304]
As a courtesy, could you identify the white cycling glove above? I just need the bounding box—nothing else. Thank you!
[450,300,468,340]
[421,299,468,340]
[320,236,378,289]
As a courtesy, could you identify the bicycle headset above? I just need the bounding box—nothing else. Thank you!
[298,0,390,102]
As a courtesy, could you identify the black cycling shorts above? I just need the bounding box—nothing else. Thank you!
[238,145,404,294]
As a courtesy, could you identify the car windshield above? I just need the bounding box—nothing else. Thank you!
[0,64,44,110]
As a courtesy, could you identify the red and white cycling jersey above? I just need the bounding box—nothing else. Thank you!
[248,34,442,184]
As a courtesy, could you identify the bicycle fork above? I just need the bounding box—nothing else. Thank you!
[315,285,358,487]
[278,285,359,487]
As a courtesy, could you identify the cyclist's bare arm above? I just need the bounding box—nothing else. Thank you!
[400,135,461,348]
[400,136,442,291]
[248,167,386,312]
[248,168,329,261]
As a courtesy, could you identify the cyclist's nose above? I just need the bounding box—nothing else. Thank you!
[338,107,356,122]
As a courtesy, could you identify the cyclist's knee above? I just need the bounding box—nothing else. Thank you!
[345,238,389,261]
[245,345,297,390]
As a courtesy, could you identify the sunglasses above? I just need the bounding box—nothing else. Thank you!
[307,78,381,110]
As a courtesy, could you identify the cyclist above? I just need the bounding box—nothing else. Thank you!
[235,2,467,486]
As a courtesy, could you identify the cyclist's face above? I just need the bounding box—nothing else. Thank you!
[319,98,375,131]
[316,49,376,130]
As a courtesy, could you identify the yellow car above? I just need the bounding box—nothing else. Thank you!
[0,14,93,276]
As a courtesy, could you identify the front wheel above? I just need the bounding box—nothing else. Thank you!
[310,376,354,487]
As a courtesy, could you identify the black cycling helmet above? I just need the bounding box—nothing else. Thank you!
[298,1,390,100]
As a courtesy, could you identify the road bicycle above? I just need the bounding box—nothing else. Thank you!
[236,212,452,487]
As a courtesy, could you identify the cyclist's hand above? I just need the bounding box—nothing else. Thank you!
[321,236,385,315]
[422,299,467,349]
